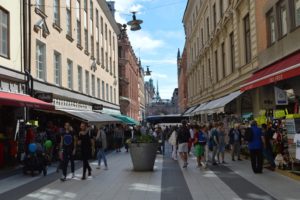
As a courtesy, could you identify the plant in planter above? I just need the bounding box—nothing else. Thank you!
[127,134,158,171]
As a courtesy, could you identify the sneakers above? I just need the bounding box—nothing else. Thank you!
[60,176,66,181]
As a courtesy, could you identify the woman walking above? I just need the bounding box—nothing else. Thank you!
[78,122,94,180]
[96,126,108,170]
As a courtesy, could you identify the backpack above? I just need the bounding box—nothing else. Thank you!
[244,128,253,142]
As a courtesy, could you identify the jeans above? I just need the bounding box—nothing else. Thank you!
[231,142,241,160]
[62,151,74,177]
[263,148,275,168]
[97,148,107,167]
[250,149,263,173]
[82,153,91,177]
[212,145,219,163]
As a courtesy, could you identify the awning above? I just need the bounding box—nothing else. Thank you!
[111,114,139,125]
[241,51,300,91]
[183,105,198,116]
[0,91,54,110]
[197,91,242,114]
[57,109,121,123]
[191,103,208,115]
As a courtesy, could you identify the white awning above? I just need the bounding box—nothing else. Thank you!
[197,91,243,114]
[183,105,198,116]
[191,102,208,115]
[57,109,121,123]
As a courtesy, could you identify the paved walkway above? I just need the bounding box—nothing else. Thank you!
[0,144,300,200]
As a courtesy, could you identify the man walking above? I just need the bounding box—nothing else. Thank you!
[248,121,264,173]
[177,120,190,168]
[96,126,108,170]
[229,123,242,161]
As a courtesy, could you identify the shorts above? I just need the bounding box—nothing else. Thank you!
[194,144,204,157]
[178,143,188,153]
[219,144,225,152]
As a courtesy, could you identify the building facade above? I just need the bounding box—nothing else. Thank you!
[177,47,188,113]
[138,66,146,123]
[144,78,155,117]
[25,0,120,113]
[183,0,259,118]
[118,25,140,121]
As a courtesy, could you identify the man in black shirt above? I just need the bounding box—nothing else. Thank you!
[177,120,191,168]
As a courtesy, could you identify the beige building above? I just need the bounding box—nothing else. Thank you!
[138,66,146,123]
[183,0,259,118]
[26,0,120,113]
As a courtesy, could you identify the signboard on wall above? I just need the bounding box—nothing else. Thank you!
[35,92,53,103]
[274,87,288,105]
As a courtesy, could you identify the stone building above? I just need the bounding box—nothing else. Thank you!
[118,25,140,121]
[177,47,188,113]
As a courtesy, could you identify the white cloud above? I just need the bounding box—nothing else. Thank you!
[128,30,164,52]
[155,30,184,39]
[142,58,177,65]
[150,72,168,79]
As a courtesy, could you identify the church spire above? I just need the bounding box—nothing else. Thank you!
[177,48,181,59]
[156,80,161,101]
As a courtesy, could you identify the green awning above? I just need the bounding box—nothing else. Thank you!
[111,114,139,125]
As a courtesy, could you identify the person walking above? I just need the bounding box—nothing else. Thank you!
[211,123,219,165]
[96,126,108,170]
[78,122,94,180]
[177,120,191,168]
[114,125,124,152]
[229,123,242,161]
[168,127,178,160]
[217,122,226,164]
[194,125,207,168]
[60,122,77,181]
[248,120,264,174]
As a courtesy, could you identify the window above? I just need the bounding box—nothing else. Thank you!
[220,0,224,18]
[67,59,73,89]
[91,74,95,97]
[113,61,115,76]
[106,83,109,101]
[102,80,105,99]
[201,28,204,46]
[66,0,71,35]
[90,0,93,34]
[76,0,81,45]
[96,42,99,62]
[91,35,94,57]
[36,0,45,12]
[78,66,83,92]
[101,47,104,67]
[114,88,116,103]
[105,52,108,71]
[96,9,99,42]
[221,42,225,77]
[278,1,288,37]
[110,86,112,102]
[85,70,89,95]
[97,78,100,98]
[294,0,300,27]
[109,30,111,46]
[54,51,61,85]
[230,32,235,72]
[84,29,88,50]
[213,4,216,29]
[109,57,112,74]
[105,23,107,40]
[214,50,218,81]
[267,10,276,45]
[113,36,115,51]
[53,0,60,26]
[0,8,9,58]
[244,14,251,64]
[100,17,103,35]
[206,17,210,39]
[36,40,46,80]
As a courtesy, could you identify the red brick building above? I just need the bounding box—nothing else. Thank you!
[118,25,140,120]
[177,47,188,113]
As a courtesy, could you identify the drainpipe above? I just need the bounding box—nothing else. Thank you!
[28,0,32,96]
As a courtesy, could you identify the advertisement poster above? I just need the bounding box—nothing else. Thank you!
[274,87,288,105]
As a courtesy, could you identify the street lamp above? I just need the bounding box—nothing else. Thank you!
[145,66,152,76]
[127,12,143,31]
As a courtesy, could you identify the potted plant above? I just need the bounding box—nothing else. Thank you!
[127,134,158,171]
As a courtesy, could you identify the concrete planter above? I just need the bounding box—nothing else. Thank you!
[129,143,158,171]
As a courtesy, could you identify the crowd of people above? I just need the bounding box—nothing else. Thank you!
[166,119,289,174]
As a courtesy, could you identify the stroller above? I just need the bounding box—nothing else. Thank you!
[22,143,49,176]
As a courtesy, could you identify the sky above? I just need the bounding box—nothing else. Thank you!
[113,0,187,99]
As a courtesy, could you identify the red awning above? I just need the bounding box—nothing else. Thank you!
[241,51,300,91]
[0,92,54,110]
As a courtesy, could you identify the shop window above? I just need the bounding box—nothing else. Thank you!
[295,0,300,27]
[267,10,276,45]
[36,40,46,80]
[0,8,9,58]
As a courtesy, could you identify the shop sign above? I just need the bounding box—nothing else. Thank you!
[35,92,53,103]
[92,104,103,110]
[274,87,288,105]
